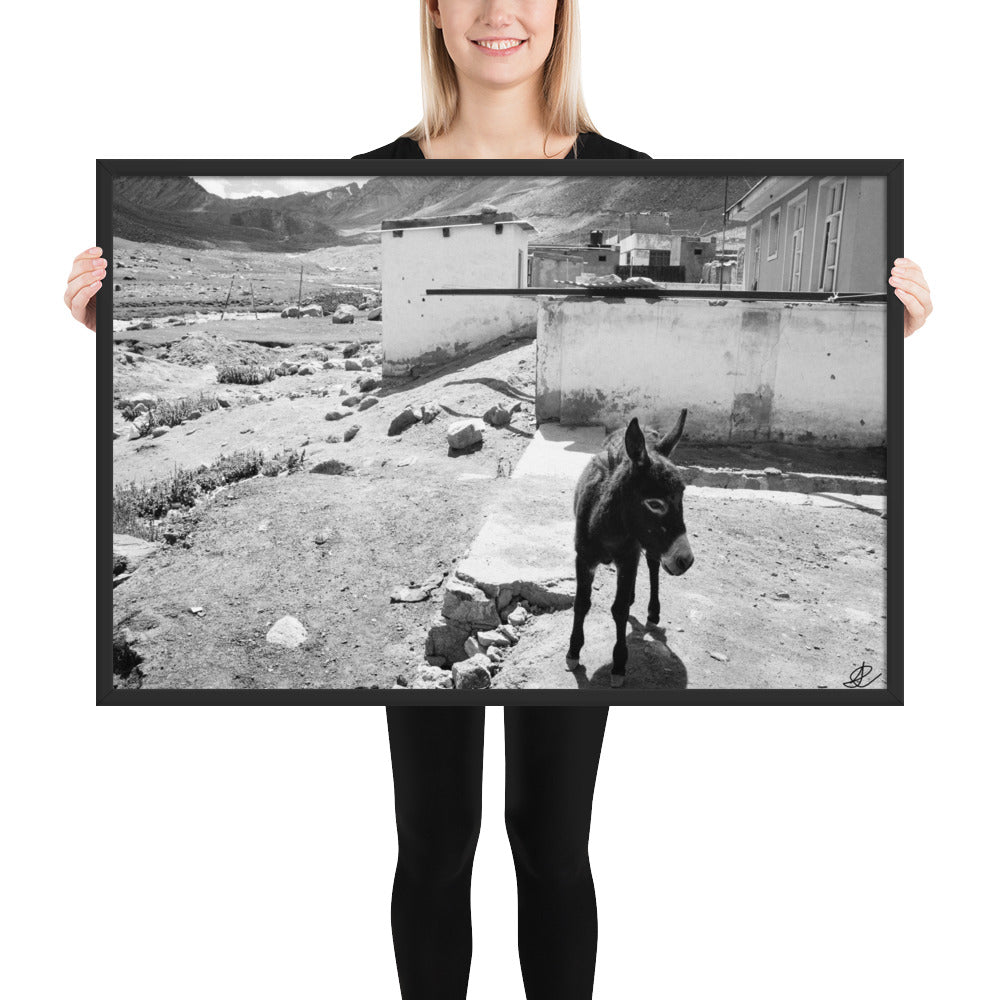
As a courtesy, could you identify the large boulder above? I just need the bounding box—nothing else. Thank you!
[280,305,300,318]
[299,304,324,318]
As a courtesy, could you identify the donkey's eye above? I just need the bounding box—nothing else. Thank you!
[643,498,667,515]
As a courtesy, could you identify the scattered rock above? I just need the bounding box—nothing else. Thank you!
[343,424,360,442]
[411,665,453,690]
[299,304,324,318]
[314,528,335,545]
[442,577,501,629]
[325,406,353,421]
[477,628,511,648]
[345,359,363,371]
[447,419,485,451]
[389,405,423,436]
[708,651,729,662]
[358,375,381,393]
[487,646,504,663]
[280,305,300,319]
[341,394,362,406]
[498,624,518,643]
[390,586,429,603]
[358,396,379,411]
[422,401,441,424]
[266,615,307,648]
[311,459,352,475]
[483,404,513,428]
[463,636,483,658]
[426,617,474,665]
[452,655,492,689]
[507,606,529,627]
[361,356,376,368]
[342,343,361,358]
[150,426,169,438]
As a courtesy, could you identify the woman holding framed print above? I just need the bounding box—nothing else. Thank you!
[68,3,933,999]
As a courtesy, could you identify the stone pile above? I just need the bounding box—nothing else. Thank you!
[411,573,534,690]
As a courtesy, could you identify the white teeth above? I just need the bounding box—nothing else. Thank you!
[476,39,523,50]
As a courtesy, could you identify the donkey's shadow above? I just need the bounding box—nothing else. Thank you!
[573,616,688,689]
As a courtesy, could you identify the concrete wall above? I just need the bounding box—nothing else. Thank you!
[381,223,536,375]
[536,295,886,446]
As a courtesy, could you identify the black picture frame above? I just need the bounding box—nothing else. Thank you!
[98,158,903,706]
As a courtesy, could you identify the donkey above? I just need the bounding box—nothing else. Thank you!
[567,411,694,687]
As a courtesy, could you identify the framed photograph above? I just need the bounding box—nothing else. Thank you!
[99,159,902,705]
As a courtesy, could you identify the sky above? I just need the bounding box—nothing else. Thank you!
[193,176,373,199]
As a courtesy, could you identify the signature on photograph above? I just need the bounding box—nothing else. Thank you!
[843,661,883,688]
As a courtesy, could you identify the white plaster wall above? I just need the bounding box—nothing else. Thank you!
[381,224,536,374]
[536,296,886,445]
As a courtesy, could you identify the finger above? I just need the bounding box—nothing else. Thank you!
[67,277,102,320]
[887,275,931,309]
[72,246,103,265]
[889,265,929,295]
[67,255,108,283]
[64,266,107,308]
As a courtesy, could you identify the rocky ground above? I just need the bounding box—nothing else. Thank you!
[112,326,542,690]
[111,243,887,692]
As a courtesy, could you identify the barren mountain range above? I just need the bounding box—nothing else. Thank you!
[113,174,761,252]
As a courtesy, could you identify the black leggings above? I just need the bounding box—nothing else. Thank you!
[385,705,610,1000]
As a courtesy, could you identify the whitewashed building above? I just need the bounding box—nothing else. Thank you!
[380,209,537,376]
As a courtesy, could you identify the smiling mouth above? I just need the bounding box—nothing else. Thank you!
[471,38,527,51]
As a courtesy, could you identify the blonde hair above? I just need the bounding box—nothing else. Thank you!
[402,0,600,157]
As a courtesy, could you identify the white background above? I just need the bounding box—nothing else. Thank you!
[3,2,997,998]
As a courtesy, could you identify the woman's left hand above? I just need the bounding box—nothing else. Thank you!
[888,258,932,337]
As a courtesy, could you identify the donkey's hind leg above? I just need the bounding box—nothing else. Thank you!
[567,554,596,669]
[646,552,661,626]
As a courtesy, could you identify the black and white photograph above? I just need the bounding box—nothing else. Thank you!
[104,162,899,702]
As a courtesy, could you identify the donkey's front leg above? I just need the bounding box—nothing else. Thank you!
[567,554,596,669]
[610,549,640,687]
[646,551,661,626]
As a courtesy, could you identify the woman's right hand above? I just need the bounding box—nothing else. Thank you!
[65,247,106,331]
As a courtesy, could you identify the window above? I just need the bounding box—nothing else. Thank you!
[693,248,703,256]
[598,255,607,261]
[817,179,845,292]
[392,230,403,238]
[786,193,807,291]
[495,223,504,234]
[442,227,450,237]
[767,209,780,260]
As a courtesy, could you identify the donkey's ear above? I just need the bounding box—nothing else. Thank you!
[654,408,687,458]
[624,417,648,464]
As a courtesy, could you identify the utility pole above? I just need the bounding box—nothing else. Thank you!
[297,264,304,317]
[720,176,728,291]
[220,274,235,321]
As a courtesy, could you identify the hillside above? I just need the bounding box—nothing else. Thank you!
[113,173,762,251]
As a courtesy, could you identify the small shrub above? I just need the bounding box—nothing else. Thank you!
[218,364,275,385]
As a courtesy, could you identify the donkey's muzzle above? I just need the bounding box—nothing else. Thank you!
[661,534,694,576]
